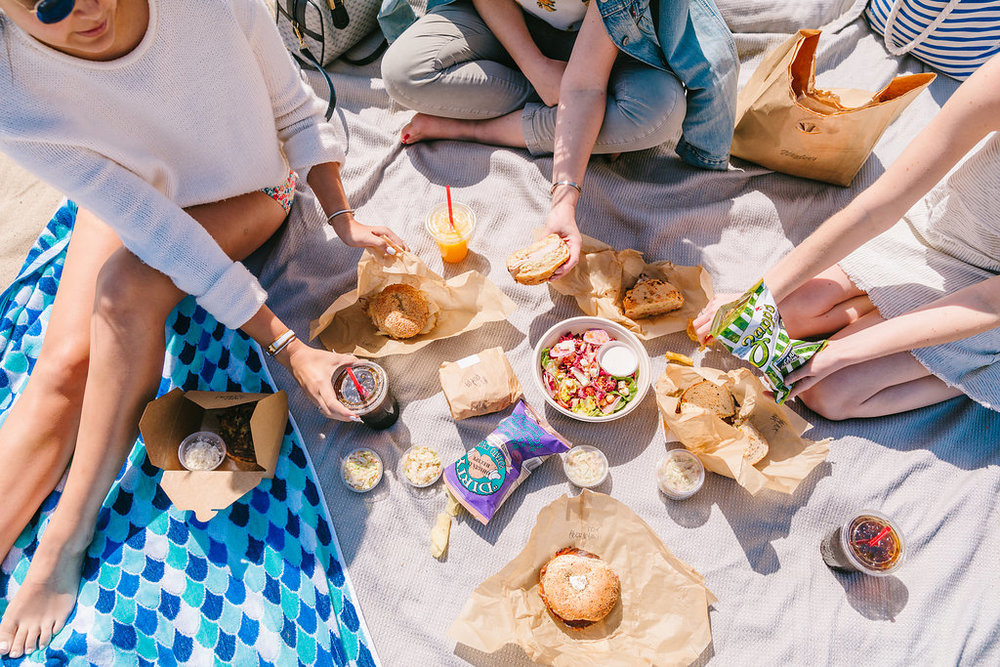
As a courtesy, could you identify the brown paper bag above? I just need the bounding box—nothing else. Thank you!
[549,235,713,340]
[731,29,935,186]
[439,347,523,420]
[448,491,715,666]
[309,249,516,357]
[655,364,830,496]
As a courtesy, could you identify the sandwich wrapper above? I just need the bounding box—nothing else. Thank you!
[309,249,516,357]
[448,490,715,666]
[439,346,523,420]
[139,389,288,521]
[549,235,713,340]
[655,365,830,496]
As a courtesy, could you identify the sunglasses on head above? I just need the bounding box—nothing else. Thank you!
[27,0,75,24]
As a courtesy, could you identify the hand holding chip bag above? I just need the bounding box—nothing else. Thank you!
[708,280,827,403]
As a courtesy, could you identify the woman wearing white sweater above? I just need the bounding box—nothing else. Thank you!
[0,0,406,658]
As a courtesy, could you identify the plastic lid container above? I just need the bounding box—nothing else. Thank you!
[341,448,384,493]
[839,510,906,576]
[656,449,705,500]
[399,445,444,488]
[178,431,227,471]
[597,342,639,377]
[562,445,609,488]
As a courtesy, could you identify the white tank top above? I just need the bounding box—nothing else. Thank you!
[515,0,589,32]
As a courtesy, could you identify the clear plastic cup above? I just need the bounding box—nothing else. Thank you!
[178,431,227,471]
[820,510,905,576]
[399,445,444,488]
[341,447,384,493]
[562,445,609,488]
[656,449,705,500]
[426,202,476,263]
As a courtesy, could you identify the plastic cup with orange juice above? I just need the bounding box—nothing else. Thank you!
[426,202,476,263]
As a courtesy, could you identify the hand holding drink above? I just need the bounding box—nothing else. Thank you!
[707,279,827,403]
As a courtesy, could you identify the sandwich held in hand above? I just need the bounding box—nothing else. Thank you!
[506,234,570,284]
[622,277,684,319]
[367,283,434,339]
[708,279,827,403]
[538,548,621,630]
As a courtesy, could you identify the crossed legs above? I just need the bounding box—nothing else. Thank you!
[0,190,288,658]
[778,266,962,419]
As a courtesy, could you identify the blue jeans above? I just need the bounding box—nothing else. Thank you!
[380,2,685,157]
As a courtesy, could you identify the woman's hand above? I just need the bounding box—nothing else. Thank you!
[527,57,568,107]
[543,203,582,280]
[332,216,409,257]
[786,339,853,400]
[692,292,741,343]
[279,340,360,421]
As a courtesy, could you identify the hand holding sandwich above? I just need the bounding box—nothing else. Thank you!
[542,198,582,280]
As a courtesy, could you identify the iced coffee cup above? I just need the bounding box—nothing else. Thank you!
[333,361,399,430]
[820,510,905,576]
[426,202,476,263]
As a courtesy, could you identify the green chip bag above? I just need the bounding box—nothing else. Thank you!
[709,280,827,403]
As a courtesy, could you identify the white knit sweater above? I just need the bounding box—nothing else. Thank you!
[0,0,345,328]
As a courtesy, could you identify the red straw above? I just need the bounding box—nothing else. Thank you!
[445,185,456,231]
[856,526,892,547]
[346,367,366,398]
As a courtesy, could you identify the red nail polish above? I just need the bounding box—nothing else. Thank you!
[402,134,410,143]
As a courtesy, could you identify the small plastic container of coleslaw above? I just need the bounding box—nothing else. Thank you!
[341,447,384,493]
[178,431,227,472]
[657,449,705,500]
[399,445,443,488]
[562,445,609,488]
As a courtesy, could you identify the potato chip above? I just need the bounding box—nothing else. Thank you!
[664,351,694,367]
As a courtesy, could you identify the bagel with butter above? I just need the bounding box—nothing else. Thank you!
[538,548,620,629]
[367,283,432,339]
[506,234,570,285]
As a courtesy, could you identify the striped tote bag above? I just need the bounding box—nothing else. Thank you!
[865,0,1000,80]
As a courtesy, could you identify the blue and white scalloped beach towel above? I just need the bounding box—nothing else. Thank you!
[0,202,378,666]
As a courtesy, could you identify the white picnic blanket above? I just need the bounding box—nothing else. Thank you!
[255,1,1000,663]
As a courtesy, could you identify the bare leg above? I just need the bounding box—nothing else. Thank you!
[778,265,875,339]
[799,310,962,419]
[0,191,286,658]
[400,110,525,148]
[0,210,120,564]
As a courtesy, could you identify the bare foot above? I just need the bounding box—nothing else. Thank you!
[400,113,482,145]
[0,389,80,563]
[0,528,89,658]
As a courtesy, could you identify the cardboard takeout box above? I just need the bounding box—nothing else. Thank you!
[139,389,288,521]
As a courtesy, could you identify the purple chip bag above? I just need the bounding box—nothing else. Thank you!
[445,401,571,524]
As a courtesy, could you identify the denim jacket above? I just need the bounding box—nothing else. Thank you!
[379,0,738,170]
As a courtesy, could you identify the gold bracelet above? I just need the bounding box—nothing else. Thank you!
[550,180,582,196]
[265,329,297,357]
[325,208,355,225]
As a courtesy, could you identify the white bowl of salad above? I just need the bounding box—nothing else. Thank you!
[534,316,650,422]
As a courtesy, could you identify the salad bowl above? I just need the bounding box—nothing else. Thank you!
[533,316,651,422]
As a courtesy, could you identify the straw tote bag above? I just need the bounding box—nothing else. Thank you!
[865,0,1000,80]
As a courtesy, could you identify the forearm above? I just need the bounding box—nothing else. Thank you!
[765,59,1000,301]
[834,275,1000,365]
[307,161,360,237]
[550,1,618,203]
[471,0,549,77]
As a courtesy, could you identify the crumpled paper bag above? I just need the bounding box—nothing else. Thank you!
[448,490,715,666]
[439,347,523,420]
[549,235,713,340]
[655,364,830,496]
[309,249,516,357]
